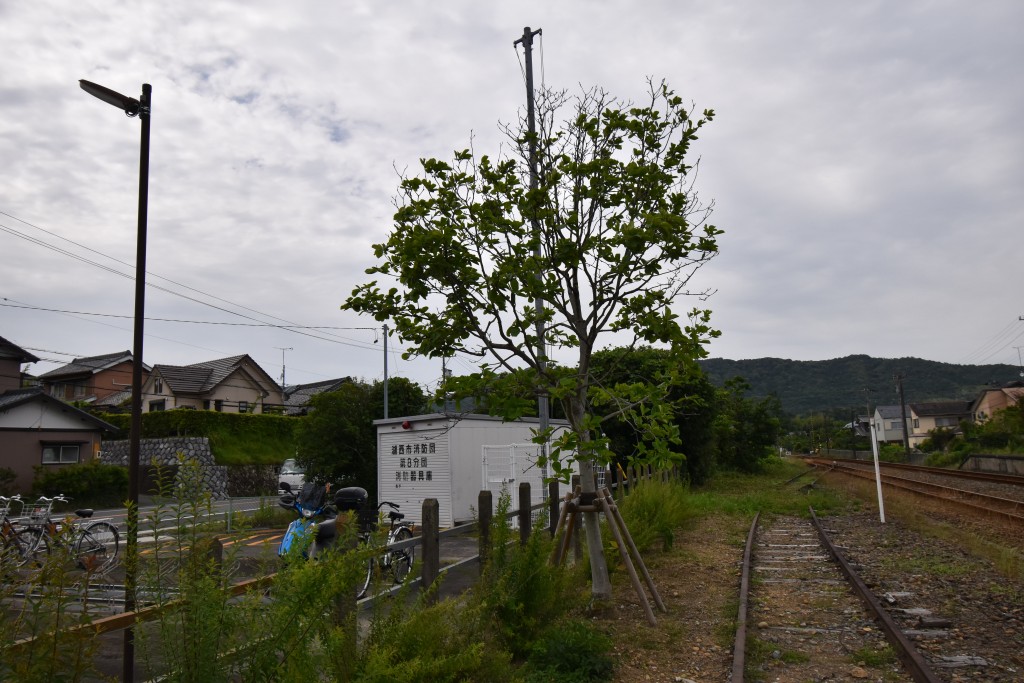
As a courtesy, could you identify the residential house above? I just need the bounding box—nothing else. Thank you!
[871,405,910,445]
[0,335,39,393]
[141,355,284,413]
[0,336,116,492]
[971,381,1024,423]
[282,377,351,416]
[38,350,149,405]
[906,401,972,448]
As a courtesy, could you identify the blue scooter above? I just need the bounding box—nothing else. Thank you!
[277,482,368,559]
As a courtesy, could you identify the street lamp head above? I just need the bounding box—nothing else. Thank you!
[79,79,142,117]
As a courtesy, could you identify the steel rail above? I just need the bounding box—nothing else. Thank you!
[808,507,941,683]
[807,456,1024,487]
[730,512,759,682]
[826,462,1024,526]
[732,510,942,683]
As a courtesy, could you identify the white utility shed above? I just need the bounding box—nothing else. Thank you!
[375,413,571,528]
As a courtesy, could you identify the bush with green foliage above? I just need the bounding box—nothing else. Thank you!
[618,477,692,552]
[0,467,16,496]
[520,620,615,683]
[31,460,128,508]
[474,494,583,660]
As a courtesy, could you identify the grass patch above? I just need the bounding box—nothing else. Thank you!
[687,458,850,519]
[851,643,897,667]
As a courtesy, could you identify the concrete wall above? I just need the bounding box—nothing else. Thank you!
[960,454,1024,476]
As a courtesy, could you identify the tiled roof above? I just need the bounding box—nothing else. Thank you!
[153,355,278,395]
[0,336,40,363]
[283,378,350,414]
[875,405,909,419]
[0,386,42,410]
[38,350,136,379]
[0,386,117,431]
[94,387,132,407]
[155,364,215,394]
[909,401,972,417]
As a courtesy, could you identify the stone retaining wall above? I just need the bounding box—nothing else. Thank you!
[99,437,229,499]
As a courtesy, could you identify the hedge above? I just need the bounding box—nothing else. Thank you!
[102,410,297,466]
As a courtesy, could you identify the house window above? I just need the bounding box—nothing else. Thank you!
[52,383,66,398]
[913,419,920,428]
[935,417,958,428]
[238,400,249,413]
[149,400,166,411]
[203,400,210,410]
[73,382,86,398]
[42,444,81,464]
[154,378,163,394]
[214,400,223,412]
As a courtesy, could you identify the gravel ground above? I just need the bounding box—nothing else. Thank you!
[597,471,1024,683]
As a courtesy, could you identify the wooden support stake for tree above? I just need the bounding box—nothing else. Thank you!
[602,487,666,613]
[571,486,583,564]
[596,493,657,626]
[549,491,572,565]
[559,498,580,567]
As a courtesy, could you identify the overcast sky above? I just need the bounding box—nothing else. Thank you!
[2,1,1022,395]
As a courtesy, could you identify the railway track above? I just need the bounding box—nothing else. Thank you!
[732,509,1016,682]
[809,458,1024,528]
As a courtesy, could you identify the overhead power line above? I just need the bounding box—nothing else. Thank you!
[0,209,373,347]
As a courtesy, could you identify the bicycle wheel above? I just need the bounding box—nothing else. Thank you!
[13,527,49,568]
[389,526,414,583]
[357,556,374,600]
[74,521,119,574]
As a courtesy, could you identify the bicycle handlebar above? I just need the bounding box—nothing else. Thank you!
[377,501,400,510]
[36,495,69,503]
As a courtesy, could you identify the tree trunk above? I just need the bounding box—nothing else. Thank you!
[578,457,612,600]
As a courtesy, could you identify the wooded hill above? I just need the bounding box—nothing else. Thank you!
[698,355,1021,416]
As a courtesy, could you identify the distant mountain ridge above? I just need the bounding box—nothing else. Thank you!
[698,354,1021,416]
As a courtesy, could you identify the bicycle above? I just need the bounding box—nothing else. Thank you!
[20,495,121,574]
[356,500,415,599]
[0,495,38,567]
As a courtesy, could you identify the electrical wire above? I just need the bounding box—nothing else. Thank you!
[0,210,377,348]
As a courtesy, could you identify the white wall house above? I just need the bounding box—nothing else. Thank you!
[375,413,572,528]
[872,405,909,445]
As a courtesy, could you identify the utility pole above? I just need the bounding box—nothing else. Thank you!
[274,346,293,389]
[894,373,910,457]
[383,324,389,419]
[514,25,549,444]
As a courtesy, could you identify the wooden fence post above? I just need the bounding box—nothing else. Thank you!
[548,480,559,537]
[518,482,531,545]
[478,490,492,566]
[421,498,440,604]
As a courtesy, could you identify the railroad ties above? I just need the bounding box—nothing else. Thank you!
[738,515,916,682]
[733,508,1019,681]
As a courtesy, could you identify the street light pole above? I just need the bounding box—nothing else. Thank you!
[80,78,151,683]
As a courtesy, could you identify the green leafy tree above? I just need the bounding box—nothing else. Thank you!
[294,378,427,495]
[712,378,782,472]
[344,80,720,599]
[591,346,717,484]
